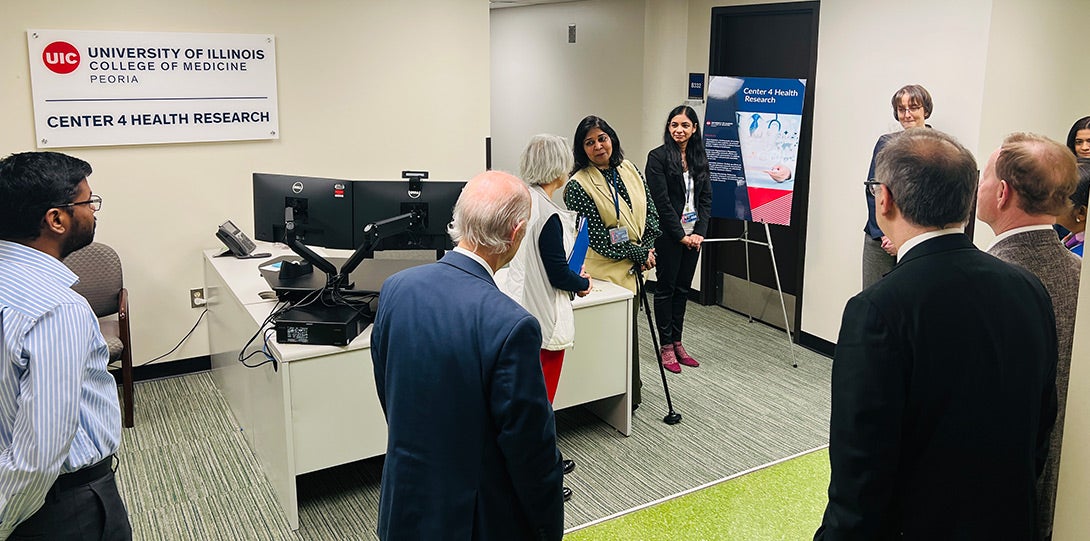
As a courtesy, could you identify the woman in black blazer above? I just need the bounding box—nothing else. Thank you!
[645,105,713,373]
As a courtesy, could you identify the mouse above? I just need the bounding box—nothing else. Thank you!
[258,290,278,300]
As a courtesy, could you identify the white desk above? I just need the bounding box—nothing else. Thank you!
[203,242,633,529]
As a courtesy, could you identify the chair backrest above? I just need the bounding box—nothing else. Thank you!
[62,242,123,318]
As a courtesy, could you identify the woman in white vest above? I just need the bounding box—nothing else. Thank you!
[501,134,592,502]
[563,115,662,411]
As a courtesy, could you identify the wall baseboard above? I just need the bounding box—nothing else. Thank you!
[112,356,211,383]
[799,332,834,358]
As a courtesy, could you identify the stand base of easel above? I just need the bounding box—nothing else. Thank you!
[704,220,798,368]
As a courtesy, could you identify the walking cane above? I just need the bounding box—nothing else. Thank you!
[632,264,682,425]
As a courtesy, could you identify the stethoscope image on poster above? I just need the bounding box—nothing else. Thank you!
[704,76,806,226]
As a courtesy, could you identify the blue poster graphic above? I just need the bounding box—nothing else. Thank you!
[704,76,806,225]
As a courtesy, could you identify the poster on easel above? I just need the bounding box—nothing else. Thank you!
[703,76,806,226]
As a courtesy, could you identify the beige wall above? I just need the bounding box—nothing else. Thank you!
[684,0,1090,344]
[640,0,690,157]
[688,0,994,344]
[489,0,645,174]
[972,0,1090,248]
[1,0,490,364]
[1057,255,1090,538]
[797,0,994,343]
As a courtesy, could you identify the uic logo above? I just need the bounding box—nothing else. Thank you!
[43,41,80,74]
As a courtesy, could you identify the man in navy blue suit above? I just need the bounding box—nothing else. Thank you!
[371,171,564,541]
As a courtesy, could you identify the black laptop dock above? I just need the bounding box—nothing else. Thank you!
[274,303,369,347]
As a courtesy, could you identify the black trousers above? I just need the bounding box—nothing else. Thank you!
[10,457,132,541]
[653,237,699,345]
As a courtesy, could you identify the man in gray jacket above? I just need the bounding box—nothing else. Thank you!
[977,132,1080,541]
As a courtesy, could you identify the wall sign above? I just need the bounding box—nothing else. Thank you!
[27,29,280,148]
[688,73,704,101]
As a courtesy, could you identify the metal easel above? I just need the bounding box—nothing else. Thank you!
[703,219,798,368]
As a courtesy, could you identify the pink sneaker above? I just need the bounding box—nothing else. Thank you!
[674,342,699,367]
[660,345,681,373]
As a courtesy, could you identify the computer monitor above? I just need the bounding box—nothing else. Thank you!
[352,179,465,251]
[253,173,356,250]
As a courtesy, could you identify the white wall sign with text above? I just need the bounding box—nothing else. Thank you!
[27,29,279,148]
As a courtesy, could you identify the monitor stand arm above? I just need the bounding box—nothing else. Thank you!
[335,210,422,288]
[283,207,339,282]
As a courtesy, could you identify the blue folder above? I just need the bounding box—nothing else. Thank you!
[568,216,589,273]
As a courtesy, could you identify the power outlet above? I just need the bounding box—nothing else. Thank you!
[190,288,206,309]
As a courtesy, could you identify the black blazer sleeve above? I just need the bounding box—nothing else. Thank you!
[815,294,905,541]
[645,146,687,243]
[692,165,713,238]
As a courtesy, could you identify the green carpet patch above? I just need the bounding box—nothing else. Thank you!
[566,448,830,540]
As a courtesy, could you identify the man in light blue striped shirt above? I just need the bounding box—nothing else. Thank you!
[0,152,131,540]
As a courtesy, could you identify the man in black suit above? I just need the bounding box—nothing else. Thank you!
[371,171,564,541]
[815,129,1058,540]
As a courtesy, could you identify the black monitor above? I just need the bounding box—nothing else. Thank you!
[352,179,465,251]
[253,173,356,250]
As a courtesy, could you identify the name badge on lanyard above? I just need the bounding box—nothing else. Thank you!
[681,173,696,224]
[609,226,630,244]
[606,171,630,244]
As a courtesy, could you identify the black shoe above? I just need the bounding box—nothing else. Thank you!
[632,402,640,413]
[562,459,576,475]
[562,486,573,502]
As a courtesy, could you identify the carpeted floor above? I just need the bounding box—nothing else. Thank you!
[113,301,832,539]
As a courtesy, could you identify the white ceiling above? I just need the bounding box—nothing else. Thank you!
[489,0,583,10]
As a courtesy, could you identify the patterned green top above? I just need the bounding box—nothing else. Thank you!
[564,165,661,265]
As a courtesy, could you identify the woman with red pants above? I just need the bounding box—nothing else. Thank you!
[500,134,592,503]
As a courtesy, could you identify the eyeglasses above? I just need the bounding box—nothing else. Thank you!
[58,194,102,211]
[864,180,885,197]
[896,104,923,115]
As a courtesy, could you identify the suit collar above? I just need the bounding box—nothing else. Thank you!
[896,228,963,263]
[985,224,1055,251]
[893,232,975,270]
[440,250,496,287]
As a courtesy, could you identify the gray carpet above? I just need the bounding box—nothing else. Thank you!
[115,301,832,539]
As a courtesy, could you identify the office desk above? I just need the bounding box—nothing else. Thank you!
[203,243,633,529]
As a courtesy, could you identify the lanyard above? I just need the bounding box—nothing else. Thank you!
[604,168,622,221]
[684,171,692,209]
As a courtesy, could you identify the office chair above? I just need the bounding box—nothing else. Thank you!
[63,242,134,428]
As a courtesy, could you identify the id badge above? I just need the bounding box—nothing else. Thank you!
[681,211,698,224]
[608,226,630,244]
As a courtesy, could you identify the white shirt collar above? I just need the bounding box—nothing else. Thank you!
[453,246,494,278]
[896,227,964,262]
[985,223,1055,252]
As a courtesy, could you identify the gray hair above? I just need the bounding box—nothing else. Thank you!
[447,171,531,254]
[519,134,573,186]
[875,128,977,227]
